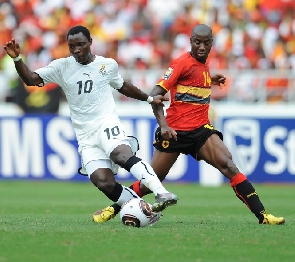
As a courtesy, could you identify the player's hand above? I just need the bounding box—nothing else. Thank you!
[3,38,21,58]
[161,126,177,141]
[211,74,226,88]
[151,95,169,106]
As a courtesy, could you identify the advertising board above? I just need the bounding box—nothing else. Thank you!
[0,104,294,183]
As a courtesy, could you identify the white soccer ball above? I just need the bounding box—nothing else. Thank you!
[120,198,153,227]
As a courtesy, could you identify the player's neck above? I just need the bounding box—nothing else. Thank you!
[89,54,96,63]
[81,54,96,65]
[190,52,206,64]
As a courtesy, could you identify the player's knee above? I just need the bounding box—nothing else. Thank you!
[217,154,232,170]
[110,144,133,166]
[90,173,116,193]
[226,151,233,160]
[218,157,239,178]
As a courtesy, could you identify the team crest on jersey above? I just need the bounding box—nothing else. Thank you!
[163,67,173,80]
[99,65,107,76]
[162,140,170,148]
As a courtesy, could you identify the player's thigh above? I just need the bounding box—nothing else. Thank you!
[110,144,134,165]
[86,160,117,188]
[81,147,120,175]
[98,118,131,156]
[197,133,232,168]
[151,150,179,180]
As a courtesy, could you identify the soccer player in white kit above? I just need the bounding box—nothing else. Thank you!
[3,25,178,223]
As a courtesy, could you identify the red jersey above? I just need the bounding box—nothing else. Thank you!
[156,52,212,131]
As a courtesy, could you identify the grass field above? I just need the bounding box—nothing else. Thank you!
[0,181,294,262]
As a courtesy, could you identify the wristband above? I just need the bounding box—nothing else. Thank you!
[147,96,153,104]
[13,55,21,62]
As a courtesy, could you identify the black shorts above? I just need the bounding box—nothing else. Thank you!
[153,124,223,159]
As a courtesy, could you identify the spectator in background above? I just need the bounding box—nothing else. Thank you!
[1,0,294,71]
[7,79,62,114]
[0,0,295,103]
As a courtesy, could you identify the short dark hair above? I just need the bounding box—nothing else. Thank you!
[67,25,91,41]
[191,24,212,38]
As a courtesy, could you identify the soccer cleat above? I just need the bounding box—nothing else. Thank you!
[148,211,163,226]
[260,211,285,225]
[93,206,116,222]
[152,192,178,212]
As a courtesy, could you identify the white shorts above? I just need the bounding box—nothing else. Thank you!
[78,117,139,176]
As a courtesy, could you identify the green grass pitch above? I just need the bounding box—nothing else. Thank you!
[0,181,294,262]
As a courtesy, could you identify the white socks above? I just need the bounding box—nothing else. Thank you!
[115,185,140,206]
[129,160,169,196]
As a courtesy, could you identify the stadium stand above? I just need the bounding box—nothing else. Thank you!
[0,0,294,104]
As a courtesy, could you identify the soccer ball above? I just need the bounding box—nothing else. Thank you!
[120,198,153,227]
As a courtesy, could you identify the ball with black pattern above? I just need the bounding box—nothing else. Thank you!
[120,198,153,228]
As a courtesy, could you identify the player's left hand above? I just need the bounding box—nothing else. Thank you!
[3,38,21,58]
[211,74,226,88]
[151,95,169,106]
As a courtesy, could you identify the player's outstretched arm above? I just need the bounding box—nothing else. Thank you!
[118,81,169,106]
[3,38,43,86]
[150,85,177,141]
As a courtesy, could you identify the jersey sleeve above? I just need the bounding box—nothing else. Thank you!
[155,58,183,92]
[109,59,124,90]
[35,59,62,86]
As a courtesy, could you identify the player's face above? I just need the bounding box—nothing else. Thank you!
[67,32,92,65]
[190,33,213,64]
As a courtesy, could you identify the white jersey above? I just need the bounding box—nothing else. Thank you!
[35,55,124,141]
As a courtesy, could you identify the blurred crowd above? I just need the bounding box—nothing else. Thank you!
[0,0,295,110]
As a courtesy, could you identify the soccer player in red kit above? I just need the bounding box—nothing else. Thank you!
[157,52,213,132]
[94,24,285,225]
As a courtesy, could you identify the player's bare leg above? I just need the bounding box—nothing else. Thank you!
[198,134,285,225]
[93,151,179,222]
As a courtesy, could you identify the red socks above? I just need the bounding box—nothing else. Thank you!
[230,173,247,187]
[230,173,265,221]
[130,180,144,197]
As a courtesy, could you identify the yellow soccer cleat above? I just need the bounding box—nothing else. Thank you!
[93,206,116,222]
[260,211,285,225]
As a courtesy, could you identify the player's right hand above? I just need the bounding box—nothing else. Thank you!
[161,126,177,141]
[3,38,21,58]
[211,74,226,87]
[151,95,169,107]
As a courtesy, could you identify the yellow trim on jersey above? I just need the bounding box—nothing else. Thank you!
[156,80,169,92]
[177,84,210,98]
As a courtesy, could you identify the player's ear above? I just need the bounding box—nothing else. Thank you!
[89,37,93,44]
